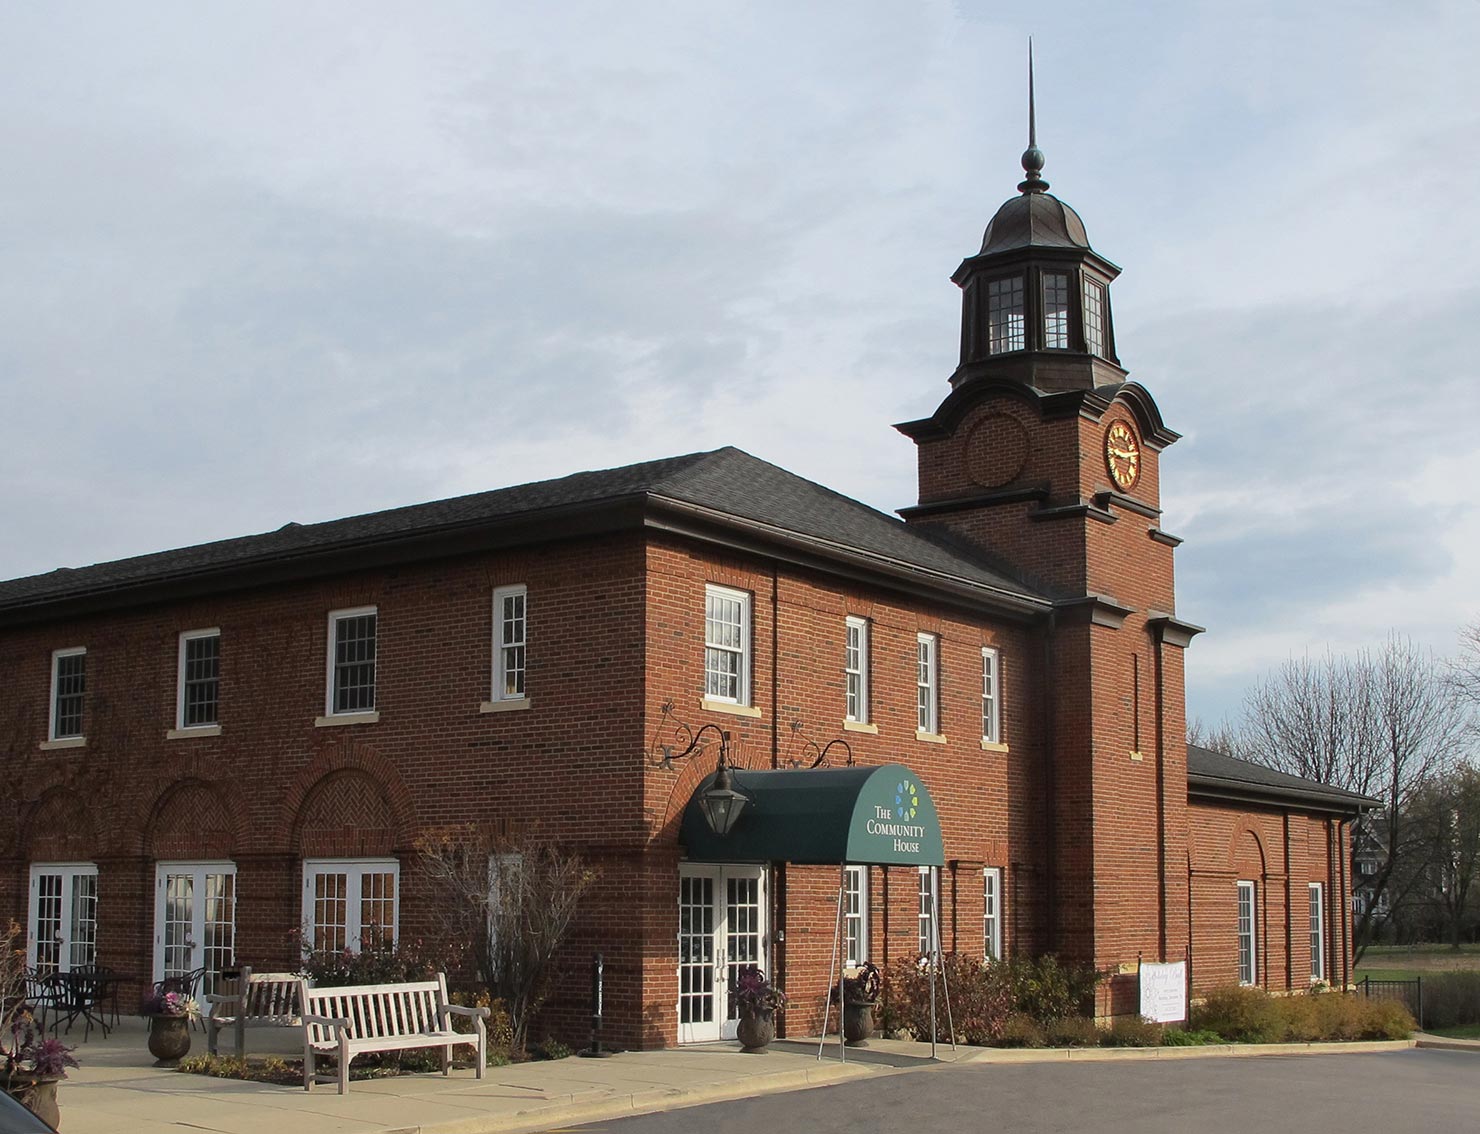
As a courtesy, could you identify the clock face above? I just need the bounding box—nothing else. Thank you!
[1105,420,1141,491]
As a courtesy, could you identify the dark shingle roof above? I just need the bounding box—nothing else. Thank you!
[1187,743,1378,813]
[0,447,1045,616]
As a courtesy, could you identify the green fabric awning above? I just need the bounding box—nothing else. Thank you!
[679,762,944,866]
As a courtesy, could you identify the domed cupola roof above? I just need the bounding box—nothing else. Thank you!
[979,190,1091,254]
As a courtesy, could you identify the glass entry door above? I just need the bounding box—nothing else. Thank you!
[28,864,98,974]
[153,862,236,1000]
[677,864,767,1043]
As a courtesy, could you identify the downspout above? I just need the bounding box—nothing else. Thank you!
[770,564,779,769]
[1338,815,1352,988]
[1042,608,1058,952]
[1283,813,1293,991]
[1153,635,1167,959]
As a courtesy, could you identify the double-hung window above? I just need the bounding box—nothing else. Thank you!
[981,647,1001,745]
[704,585,751,705]
[1083,279,1107,357]
[492,585,528,702]
[844,617,869,724]
[917,866,938,955]
[984,867,1003,961]
[1309,883,1325,982]
[1237,880,1258,986]
[49,648,87,741]
[301,858,399,954]
[916,633,939,736]
[487,852,524,980]
[844,865,868,967]
[176,630,220,730]
[326,607,377,716]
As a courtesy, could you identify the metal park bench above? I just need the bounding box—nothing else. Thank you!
[299,973,489,1094]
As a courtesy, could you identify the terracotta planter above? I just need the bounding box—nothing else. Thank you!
[6,1076,61,1129]
[147,1015,192,1064]
[843,1000,875,1046]
[736,1008,776,1053]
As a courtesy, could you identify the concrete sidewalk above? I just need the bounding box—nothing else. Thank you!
[49,1020,1433,1134]
[56,1021,935,1134]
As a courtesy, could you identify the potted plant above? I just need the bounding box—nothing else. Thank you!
[840,961,881,1046]
[3,1014,78,1128]
[730,966,786,1053]
[140,990,199,1064]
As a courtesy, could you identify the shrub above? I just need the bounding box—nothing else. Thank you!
[1420,971,1480,1030]
[1103,1015,1163,1047]
[879,954,1014,1045]
[1044,1015,1100,1047]
[295,929,448,988]
[1162,1028,1221,1046]
[1002,955,1104,1023]
[997,1014,1046,1048]
[1191,985,1287,1043]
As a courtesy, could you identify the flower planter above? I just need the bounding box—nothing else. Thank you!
[5,1075,61,1129]
[147,1015,192,1064]
[736,1008,776,1053]
[843,1000,875,1046]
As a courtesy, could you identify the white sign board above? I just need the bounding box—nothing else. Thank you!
[1139,961,1187,1023]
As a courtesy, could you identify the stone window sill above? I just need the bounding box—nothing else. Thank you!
[314,711,380,728]
[980,739,1009,753]
[167,725,222,740]
[842,720,879,734]
[701,699,762,719]
[915,730,947,745]
[480,698,531,714]
[40,737,86,751]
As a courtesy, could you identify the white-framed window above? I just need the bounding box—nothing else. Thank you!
[917,866,938,955]
[326,607,377,715]
[28,863,98,974]
[1309,883,1325,982]
[981,647,1001,744]
[301,858,399,954]
[1084,279,1107,357]
[984,867,1003,961]
[492,586,528,701]
[487,852,524,980]
[843,865,868,967]
[987,275,1025,354]
[1042,272,1071,349]
[176,629,221,729]
[844,617,869,723]
[49,648,87,740]
[1237,880,1258,986]
[704,585,751,705]
[916,633,939,734]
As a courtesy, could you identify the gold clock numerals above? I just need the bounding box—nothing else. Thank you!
[1105,421,1141,491]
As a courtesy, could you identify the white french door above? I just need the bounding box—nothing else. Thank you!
[677,864,767,1043]
[28,864,98,974]
[153,862,237,1000]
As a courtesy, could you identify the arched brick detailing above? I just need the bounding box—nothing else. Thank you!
[23,788,96,863]
[281,740,417,858]
[1229,820,1268,878]
[141,780,236,860]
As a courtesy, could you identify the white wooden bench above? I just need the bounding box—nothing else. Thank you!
[206,967,304,1056]
[299,974,489,1094]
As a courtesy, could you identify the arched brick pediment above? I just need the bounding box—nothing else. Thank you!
[23,788,96,863]
[141,779,237,860]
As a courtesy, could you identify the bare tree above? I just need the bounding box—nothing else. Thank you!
[1397,764,1480,948]
[1237,635,1469,960]
[1186,716,1244,756]
[418,826,597,1055]
[1452,621,1480,710]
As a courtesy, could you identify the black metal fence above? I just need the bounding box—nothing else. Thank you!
[1359,976,1423,1028]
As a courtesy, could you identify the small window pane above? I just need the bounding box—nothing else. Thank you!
[53,652,86,738]
[182,634,220,726]
[917,635,937,733]
[704,588,749,704]
[494,587,528,699]
[984,868,1002,961]
[845,618,868,723]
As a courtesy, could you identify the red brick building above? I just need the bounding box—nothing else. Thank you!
[0,142,1367,1047]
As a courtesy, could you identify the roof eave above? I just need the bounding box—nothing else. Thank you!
[1188,774,1377,816]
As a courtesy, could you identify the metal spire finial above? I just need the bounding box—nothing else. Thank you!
[1019,38,1048,193]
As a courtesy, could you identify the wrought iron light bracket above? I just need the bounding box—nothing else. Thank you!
[785,720,854,769]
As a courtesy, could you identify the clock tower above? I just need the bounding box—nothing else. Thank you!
[895,96,1201,989]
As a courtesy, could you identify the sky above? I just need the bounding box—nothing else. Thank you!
[2,1,1477,727]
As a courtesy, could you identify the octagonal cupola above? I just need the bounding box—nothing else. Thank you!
[951,67,1127,393]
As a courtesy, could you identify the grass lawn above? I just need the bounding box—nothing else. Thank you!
[1356,968,1424,982]
[1357,946,1480,981]
[1428,1024,1480,1040]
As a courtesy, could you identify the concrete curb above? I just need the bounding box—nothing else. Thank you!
[405,1060,879,1134]
[1414,1036,1480,1053]
[955,1038,1416,1064]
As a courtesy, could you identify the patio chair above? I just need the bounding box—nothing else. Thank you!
[153,966,208,1031]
